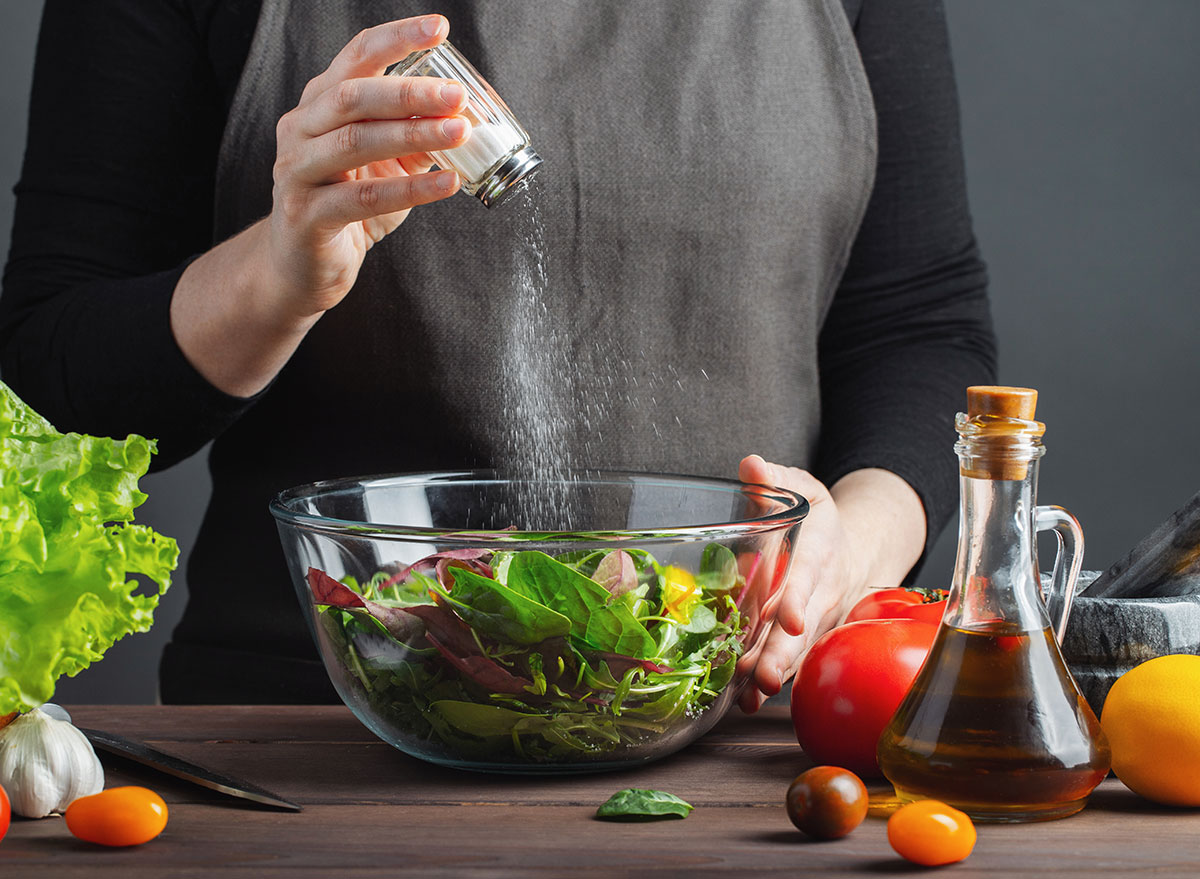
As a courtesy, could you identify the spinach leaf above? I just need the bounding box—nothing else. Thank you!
[585,601,657,658]
[681,603,717,634]
[504,551,611,633]
[440,567,571,645]
[673,603,720,657]
[706,651,737,694]
[432,700,536,737]
[506,551,656,657]
[696,543,738,592]
[595,789,694,821]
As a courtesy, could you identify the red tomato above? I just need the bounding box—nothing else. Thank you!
[790,619,938,777]
[0,782,9,843]
[844,587,948,625]
[65,786,168,847]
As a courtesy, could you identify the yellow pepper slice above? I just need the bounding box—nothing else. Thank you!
[663,565,701,623]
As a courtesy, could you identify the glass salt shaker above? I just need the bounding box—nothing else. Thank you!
[389,41,542,208]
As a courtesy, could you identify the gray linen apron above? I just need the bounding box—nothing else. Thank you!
[164,0,876,701]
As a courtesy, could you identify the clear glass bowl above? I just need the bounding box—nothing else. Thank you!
[271,470,807,773]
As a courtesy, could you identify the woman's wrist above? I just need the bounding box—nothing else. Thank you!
[170,218,321,399]
[829,467,927,599]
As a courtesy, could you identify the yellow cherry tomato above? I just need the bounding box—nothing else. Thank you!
[887,799,976,866]
[65,786,168,847]
[662,565,701,622]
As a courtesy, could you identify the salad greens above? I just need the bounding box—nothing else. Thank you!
[595,789,694,821]
[0,382,178,715]
[309,542,746,763]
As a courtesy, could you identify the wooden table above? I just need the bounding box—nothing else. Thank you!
[4,705,1198,876]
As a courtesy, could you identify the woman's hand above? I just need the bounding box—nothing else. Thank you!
[736,456,927,713]
[266,14,468,320]
[171,15,468,397]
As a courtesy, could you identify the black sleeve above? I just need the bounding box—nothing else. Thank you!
[815,0,998,560]
[0,0,256,468]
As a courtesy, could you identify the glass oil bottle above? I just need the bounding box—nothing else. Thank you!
[877,386,1111,822]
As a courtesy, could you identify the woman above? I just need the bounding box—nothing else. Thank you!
[0,1,994,708]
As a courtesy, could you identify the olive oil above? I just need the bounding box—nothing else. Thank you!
[878,387,1111,822]
[877,623,1110,821]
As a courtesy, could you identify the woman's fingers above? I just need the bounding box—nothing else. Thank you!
[736,454,852,712]
[739,454,825,501]
[283,116,470,185]
[751,625,807,695]
[305,170,460,229]
[301,15,448,101]
[294,75,467,140]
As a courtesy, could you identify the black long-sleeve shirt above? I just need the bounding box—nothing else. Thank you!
[0,0,996,702]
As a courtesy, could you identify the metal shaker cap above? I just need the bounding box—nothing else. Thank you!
[475,146,543,208]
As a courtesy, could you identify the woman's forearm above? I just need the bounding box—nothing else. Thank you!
[170,219,318,399]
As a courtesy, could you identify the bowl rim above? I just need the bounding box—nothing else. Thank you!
[269,468,808,545]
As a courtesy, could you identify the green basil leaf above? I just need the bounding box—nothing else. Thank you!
[595,789,694,821]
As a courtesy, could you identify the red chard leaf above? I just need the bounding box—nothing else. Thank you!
[308,567,366,607]
[308,567,423,643]
[381,549,493,590]
[424,632,532,695]
[596,652,674,677]
[593,551,638,597]
[435,556,492,591]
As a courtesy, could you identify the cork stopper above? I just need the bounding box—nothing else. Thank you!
[967,386,1038,420]
[958,386,1045,480]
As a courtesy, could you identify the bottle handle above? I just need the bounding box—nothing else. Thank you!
[1035,505,1085,644]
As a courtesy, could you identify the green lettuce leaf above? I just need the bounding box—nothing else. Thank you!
[0,382,179,714]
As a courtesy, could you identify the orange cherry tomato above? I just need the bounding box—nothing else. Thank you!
[65,786,168,847]
[0,782,9,843]
[887,800,976,866]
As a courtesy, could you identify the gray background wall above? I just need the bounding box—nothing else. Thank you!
[1,2,1197,704]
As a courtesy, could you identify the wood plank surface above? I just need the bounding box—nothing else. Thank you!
[3,705,1198,877]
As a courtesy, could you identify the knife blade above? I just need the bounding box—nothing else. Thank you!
[78,726,302,812]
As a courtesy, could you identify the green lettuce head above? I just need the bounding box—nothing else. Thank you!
[0,382,179,714]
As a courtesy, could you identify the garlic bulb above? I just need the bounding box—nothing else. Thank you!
[0,706,104,818]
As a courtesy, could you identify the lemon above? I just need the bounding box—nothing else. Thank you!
[1101,654,1200,806]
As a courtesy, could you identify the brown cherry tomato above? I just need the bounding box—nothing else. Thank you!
[65,786,168,847]
[887,799,976,866]
[785,766,869,839]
